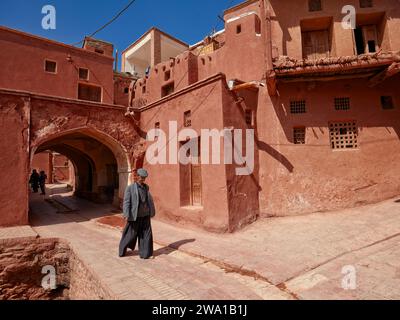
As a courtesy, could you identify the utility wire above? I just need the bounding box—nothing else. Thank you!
[71,0,137,46]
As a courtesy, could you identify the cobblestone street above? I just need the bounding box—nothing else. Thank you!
[2,184,400,300]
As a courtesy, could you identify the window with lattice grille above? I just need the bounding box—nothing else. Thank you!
[329,121,358,150]
[381,96,394,110]
[184,111,192,127]
[293,127,306,144]
[290,100,306,114]
[308,0,322,12]
[360,0,373,8]
[335,97,350,110]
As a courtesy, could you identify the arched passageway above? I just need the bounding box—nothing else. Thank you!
[30,129,132,208]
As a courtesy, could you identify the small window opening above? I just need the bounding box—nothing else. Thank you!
[124,87,129,94]
[184,111,192,127]
[290,100,306,114]
[308,0,322,12]
[360,0,373,8]
[381,96,394,110]
[164,70,171,81]
[354,27,365,55]
[95,48,104,54]
[142,86,146,94]
[236,25,242,34]
[161,82,174,98]
[334,97,351,110]
[45,60,57,73]
[293,127,306,144]
[368,40,376,53]
[79,68,89,80]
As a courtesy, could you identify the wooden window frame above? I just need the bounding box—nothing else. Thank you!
[78,67,89,81]
[44,59,57,74]
[77,83,103,103]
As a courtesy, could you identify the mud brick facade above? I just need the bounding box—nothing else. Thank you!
[0,0,399,232]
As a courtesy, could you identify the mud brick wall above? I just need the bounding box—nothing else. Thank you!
[0,237,114,300]
[68,252,114,300]
[0,238,70,300]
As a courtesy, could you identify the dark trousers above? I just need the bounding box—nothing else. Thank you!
[119,216,153,259]
[40,183,45,195]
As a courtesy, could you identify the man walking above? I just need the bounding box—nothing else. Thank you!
[29,169,39,193]
[119,168,156,259]
[38,171,47,195]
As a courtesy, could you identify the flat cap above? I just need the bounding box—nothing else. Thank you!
[137,168,148,178]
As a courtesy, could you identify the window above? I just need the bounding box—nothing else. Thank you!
[360,0,373,8]
[45,60,57,73]
[78,83,102,102]
[142,86,146,94]
[290,100,306,114]
[184,110,192,127]
[329,121,358,150]
[335,97,351,110]
[308,0,322,12]
[293,127,306,144]
[161,82,174,98]
[154,122,160,140]
[236,25,242,34]
[164,70,171,81]
[354,25,379,54]
[95,48,104,54]
[381,96,394,110]
[124,87,129,94]
[255,16,261,34]
[79,68,89,80]
[302,30,330,59]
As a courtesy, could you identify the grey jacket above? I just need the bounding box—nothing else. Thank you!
[123,183,156,221]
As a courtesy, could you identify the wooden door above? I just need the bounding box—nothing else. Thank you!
[190,138,202,206]
[191,164,202,206]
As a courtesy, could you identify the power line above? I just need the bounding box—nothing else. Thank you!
[71,0,137,46]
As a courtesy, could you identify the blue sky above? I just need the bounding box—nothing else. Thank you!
[0,0,243,56]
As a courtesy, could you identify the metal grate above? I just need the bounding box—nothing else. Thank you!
[308,0,322,11]
[334,97,350,110]
[381,96,394,110]
[290,100,306,114]
[360,0,373,8]
[293,127,306,144]
[329,121,358,150]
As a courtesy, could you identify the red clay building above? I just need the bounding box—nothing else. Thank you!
[0,0,399,232]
